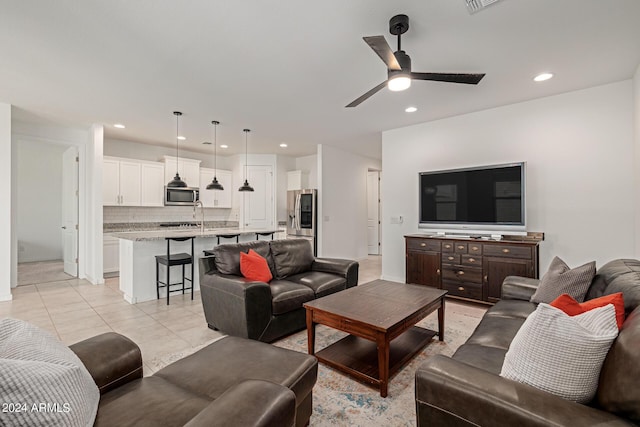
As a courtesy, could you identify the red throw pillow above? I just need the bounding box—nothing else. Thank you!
[240,250,273,283]
[550,292,625,329]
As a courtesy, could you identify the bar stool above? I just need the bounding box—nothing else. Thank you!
[155,236,194,305]
[216,234,240,245]
[255,231,275,241]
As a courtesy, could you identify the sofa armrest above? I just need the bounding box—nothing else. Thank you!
[312,258,359,288]
[184,380,296,427]
[69,332,142,395]
[416,355,633,427]
[501,276,540,301]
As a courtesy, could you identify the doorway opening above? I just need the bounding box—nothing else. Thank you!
[367,170,381,255]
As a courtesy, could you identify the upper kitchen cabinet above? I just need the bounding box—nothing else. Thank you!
[199,168,233,208]
[287,170,309,191]
[164,156,201,188]
[103,157,165,207]
[103,157,141,206]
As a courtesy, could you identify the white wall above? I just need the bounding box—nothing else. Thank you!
[276,155,296,222]
[318,144,381,260]
[0,103,12,300]
[16,140,67,262]
[382,81,634,282]
[104,138,235,171]
[634,65,640,258]
[295,154,318,189]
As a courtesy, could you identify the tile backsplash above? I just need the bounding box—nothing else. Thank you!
[104,206,240,224]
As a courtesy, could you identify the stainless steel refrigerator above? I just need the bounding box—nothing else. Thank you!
[287,189,317,255]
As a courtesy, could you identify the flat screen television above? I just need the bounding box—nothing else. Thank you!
[418,162,526,234]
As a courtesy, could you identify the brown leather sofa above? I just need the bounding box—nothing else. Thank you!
[415,259,640,426]
[199,238,359,342]
[70,332,318,427]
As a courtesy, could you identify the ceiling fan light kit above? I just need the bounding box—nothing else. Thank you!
[346,14,486,107]
[167,111,188,188]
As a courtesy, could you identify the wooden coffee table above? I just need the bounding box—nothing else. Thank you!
[304,279,447,397]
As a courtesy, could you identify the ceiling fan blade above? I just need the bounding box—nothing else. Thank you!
[346,81,388,108]
[411,72,486,85]
[363,36,401,71]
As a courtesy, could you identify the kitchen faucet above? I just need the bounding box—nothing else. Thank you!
[193,200,205,233]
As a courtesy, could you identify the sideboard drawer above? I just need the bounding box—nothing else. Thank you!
[442,281,483,300]
[442,254,460,264]
[442,265,482,284]
[441,241,455,253]
[462,254,481,266]
[483,244,532,259]
[407,238,441,252]
[468,244,482,255]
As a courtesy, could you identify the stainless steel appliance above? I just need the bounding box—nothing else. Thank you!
[164,186,200,206]
[287,189,317,255]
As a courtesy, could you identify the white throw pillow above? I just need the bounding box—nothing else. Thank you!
[0,318,100,426]
[500,303,618,403]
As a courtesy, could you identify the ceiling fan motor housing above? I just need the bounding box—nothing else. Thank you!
[389,50,411,80]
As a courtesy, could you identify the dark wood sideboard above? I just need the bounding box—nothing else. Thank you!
[405,234,542,304]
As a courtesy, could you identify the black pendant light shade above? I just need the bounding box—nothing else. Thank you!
[167,111,187,187]
[239,128,254,192]
[206,120,224,190]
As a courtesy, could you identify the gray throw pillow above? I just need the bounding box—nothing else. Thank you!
[530,256,595,303]
[0,318,99,427]
[500,303,618,403]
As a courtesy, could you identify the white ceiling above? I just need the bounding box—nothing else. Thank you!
[1,0,639,159]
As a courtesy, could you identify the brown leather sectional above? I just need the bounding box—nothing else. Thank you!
[415,259,640,426]
[70,332,318,427]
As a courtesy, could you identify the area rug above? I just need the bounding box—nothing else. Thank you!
[148,301,484,426]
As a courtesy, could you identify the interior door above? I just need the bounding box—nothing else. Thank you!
[367,171,380,254]
[62,146,78,276]
[244,165,273,229]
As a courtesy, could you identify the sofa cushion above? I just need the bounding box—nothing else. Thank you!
[269,280,316,315]
[97,376,210,426]
[0,318,100,427]
[500,304,618,403]
[530,256,595,303]
[597,307,640,423]
[240,250,273,283]
[213,241,274,276]
[287,272,346,298]
[270,239,315,279]
[451,343,508,375]
[586,259,640,316]
[464,315,527,351]
[551,292,625,329]
[483,299,536,320]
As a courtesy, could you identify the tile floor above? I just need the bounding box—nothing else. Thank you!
[2,255,383,375]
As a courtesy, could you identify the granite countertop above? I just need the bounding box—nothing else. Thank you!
[104,221,238,233]
[112,227,285,241]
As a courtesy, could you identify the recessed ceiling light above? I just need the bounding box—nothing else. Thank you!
[202,141,212,145]
[279,143,288,148]
[220,144,228,149]
[177,136,186,141]
[405,106,418,113]
[113,123,125,129]
[533,72,553,82]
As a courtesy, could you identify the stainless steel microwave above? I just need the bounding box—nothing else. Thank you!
[164,187,200,206]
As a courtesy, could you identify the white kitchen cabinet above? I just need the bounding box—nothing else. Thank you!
[164,156,201,188]
[140,162,165,206]
[103,157,141,206]
[103,234,119,273]
[287,170,309,191]
[199,168,233,208]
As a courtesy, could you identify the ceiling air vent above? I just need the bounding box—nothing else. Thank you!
[465,0,503,14]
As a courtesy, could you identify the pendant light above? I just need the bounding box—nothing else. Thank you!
[206,120,224,190]
[167,111,187,187]
[238,128,254,192]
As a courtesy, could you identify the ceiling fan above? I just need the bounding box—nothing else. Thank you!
[346,14,486,108]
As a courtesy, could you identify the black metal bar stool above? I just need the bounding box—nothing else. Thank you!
[155,236,194,305]
[216,234,240,245]
[255,231,275,240]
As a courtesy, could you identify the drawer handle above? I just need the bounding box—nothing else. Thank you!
[457,271,464,275]
[457,245,464,249]
[484,275,488,282]
[468,258,475,263]
[458,286,465,291]
[448,256,454,261]
[420,243,426,247]
[436,269,441,275]
[502,248,510,253]
[471,246,478,250]
[444,244,451,249]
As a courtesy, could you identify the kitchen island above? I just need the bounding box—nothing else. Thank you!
[112,227,283,304]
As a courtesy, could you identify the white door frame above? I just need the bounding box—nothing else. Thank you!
[367,170,381,255]
[62,146,79,276]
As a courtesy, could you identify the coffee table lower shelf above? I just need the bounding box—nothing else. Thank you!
[314,326,437,388]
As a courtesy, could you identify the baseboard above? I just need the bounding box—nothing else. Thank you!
[380,275,405,284]
[0,292,13,302]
